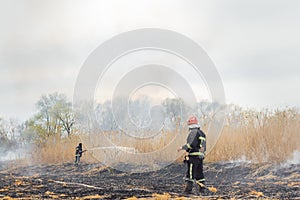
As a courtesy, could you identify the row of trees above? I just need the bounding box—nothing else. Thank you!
[0,93,75,149]
[3,91,298,153]
[75,96,226,133]
[1,92,227,146]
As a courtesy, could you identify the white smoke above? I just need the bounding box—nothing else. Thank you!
[228,155,252,165]
[286,150,300,165]
[0,148,30,162]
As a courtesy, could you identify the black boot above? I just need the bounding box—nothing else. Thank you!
[184,181,193,194]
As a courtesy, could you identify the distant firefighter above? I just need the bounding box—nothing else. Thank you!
[178,116,207,194]
[74,143,86,166]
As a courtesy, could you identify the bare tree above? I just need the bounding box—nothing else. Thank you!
[162,98,188,129]
[0,117,10,146]
[51,99,75,136]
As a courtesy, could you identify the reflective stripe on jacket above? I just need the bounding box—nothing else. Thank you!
[181,128,206,156]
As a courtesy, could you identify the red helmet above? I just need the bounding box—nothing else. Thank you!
[187,116,198,125]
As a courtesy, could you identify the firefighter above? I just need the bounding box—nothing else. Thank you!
[74,143,84,166]
[178,116,206,194]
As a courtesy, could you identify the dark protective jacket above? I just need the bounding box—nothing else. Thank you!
[181,128,206,156]
[75,145,83,157]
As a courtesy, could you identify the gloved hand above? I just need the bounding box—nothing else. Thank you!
[183,155,189,163]
[199,152,205,159]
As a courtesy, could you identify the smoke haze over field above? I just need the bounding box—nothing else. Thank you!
[0,0,300,120]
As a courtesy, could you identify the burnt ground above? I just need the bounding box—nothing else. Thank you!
[0,161,299,199]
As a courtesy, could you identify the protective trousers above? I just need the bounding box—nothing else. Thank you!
[184,156,205,193]
[75,155,81,165]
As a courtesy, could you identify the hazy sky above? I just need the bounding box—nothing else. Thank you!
[0,0,300,120]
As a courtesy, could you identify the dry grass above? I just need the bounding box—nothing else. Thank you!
[30,108,300,164]
[206,108,300,163]
[31,135,96,164]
